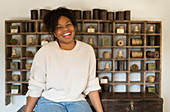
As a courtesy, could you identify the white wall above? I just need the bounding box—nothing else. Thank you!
[0,0,170,111]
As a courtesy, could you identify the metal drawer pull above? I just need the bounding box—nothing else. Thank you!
[130,101,134,111]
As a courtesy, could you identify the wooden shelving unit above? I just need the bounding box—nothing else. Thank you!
[5,19,162,105]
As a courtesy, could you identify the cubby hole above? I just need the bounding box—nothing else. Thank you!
[130,60,144,71]
[98,48,113,59]
[130,22,145,34]
[6,71,12,81]
[99,73,113,83]
[21,71,30,82]
[130,85,143,92]
[146,60,160,71]
[38,34,53,45]
[146,84,160,95]
[7,35,21,45]
[10,22,21,33]
[99,35,113,46]
[115,35,128,46]
[76,21,82,32]
[82,35,98,46]
[146,35,160,46]
[115,60,128,71]
[98,60,113,71]
[21,59,33,70]
[130,48,144,58]
[99,22,113,33]
[100,84,113,92]
[130,72,144,83]
[146,84,156,93]
[114,73,128,83]
[22,35,36,45]
[146,72,158,83]
[83,22,98,33]
[24,22,36,32]
[130,35,144,46]
[115,22,129,33]
[6,83,21,94]
[114,85,127,92]
[115,48,128,58]
[11,71,21,82]
[22,84,28,95]
[74,35,83,41]
[22,47,36,57]
[146,23,161,33]
[38,22,45,32]
[6,47,21,58]
[146,48,160,58]
[7,59,21,70]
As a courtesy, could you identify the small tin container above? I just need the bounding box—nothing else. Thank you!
[73,10,82,19]
[107,12,114,20]
[116,11,124,20]
[93,9,100,19]
[124,10,131,20]
[83,10,91,19]
[99,9,107,20]
[31,10,38,19]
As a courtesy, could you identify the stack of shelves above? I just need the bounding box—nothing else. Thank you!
[5,19,161,105]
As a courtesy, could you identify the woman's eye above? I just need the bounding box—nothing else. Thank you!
[57,27,61,29]
[67,24,72,26]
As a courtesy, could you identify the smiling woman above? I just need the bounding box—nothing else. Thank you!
[24,7,103,112]
[54,16,76,50]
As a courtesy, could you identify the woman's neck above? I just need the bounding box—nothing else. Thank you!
[58,40,76,50]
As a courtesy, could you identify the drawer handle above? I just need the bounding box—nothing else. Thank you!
[130,101,134,111]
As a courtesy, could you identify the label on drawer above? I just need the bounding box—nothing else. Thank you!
[101,79,108,84]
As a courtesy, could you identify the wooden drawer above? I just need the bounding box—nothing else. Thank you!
[91,92,163,112]
[102,100,142,112]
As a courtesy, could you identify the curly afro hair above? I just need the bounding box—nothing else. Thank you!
[43,7,77,34]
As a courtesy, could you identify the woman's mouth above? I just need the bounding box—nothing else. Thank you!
[63,32,71,39]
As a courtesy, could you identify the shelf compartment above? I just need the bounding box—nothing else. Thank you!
[130,22,145,34]
[114,85,128,92]
[114,73,128,83]
[130,72,144,83]
[146,22,161,34]
[130,84,144,92]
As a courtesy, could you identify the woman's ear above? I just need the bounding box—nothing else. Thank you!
[53,32,57,37]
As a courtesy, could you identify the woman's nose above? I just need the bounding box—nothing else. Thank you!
[62,25,69,31]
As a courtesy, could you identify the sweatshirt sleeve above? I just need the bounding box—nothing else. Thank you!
[26,48,46,97]
[83,46,101,95]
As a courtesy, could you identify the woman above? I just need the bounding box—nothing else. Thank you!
[25,7,103,112]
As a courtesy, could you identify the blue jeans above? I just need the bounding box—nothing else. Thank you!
[34,97,92,112]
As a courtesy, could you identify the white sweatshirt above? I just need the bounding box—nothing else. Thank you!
[26,40,101,102]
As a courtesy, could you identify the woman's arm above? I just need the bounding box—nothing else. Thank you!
[88,90,103,112]
[25,96,39,112]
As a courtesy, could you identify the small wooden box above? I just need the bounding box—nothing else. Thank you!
[87,26,95,33]
[147,86,156,93]
[147,63,156,70]
[10,62,20,70]
[117,26,124,33]
[10,25,19,33]
[11,85,19,94]
[102,39,110,46]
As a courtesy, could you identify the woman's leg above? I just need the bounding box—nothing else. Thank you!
[67,101,92,112]
[35,97,68,112]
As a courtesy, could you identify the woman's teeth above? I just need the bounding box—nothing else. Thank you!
[63,33,71,36]
[63,33,71,39]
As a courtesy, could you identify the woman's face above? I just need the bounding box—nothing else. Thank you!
[54,16,75,45]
